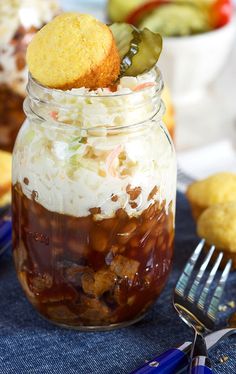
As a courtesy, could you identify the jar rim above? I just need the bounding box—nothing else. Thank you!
[27,66,163,98]
[24,99,166,134]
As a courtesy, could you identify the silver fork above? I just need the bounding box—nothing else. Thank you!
[177,166,195,193]
[173,239,232,373]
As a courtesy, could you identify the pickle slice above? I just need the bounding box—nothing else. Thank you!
[126,28,162,76]
[110,23,162,77]
[109,23,141,74]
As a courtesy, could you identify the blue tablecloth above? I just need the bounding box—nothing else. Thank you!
[0,193,235,374]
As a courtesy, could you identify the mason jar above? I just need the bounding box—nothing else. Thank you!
[0,0,59,152]
[12,67,176,330]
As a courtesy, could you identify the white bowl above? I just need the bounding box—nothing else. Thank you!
[158,18,236,103]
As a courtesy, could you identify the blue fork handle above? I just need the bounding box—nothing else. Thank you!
[191,357,213,374]
[129,342,191,374]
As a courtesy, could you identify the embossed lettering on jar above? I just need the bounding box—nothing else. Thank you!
[12,67,176,330]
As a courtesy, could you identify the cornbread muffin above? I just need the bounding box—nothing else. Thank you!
[186,173,236,220]
[197,203,236,269]
[0,150,12,207]
[26,13,120,90]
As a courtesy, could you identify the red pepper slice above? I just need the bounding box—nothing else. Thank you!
[211,0,232,28]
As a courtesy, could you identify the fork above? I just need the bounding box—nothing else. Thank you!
[130,327,236,373]
[130,240,233,374]
[174,239,232,373]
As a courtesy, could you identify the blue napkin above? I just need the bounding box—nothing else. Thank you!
[0,193,235,374]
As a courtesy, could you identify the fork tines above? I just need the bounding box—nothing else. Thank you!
[176,239,206,297]
[207,259,232,320]
[175,239,232,322]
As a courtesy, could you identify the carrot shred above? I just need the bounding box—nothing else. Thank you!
[106,145,123,177]
[50,111,58,120]
[133,82,155,91]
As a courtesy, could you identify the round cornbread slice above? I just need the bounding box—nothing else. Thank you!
[186,172,236,220]
[26,13,120,90]
[197,202,236,269]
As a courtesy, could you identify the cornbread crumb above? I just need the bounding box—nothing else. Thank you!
[219,355,229,363]
[27,13,120,89]
[227,300,236,309]
[218,304,228,312]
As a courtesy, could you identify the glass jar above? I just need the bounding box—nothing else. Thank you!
[0,0,59,152]
[12,68,176,330]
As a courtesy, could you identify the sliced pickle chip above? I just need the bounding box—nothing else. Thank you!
[110,23,162,77]
[110,23,141,74]
[126,28,162,76]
